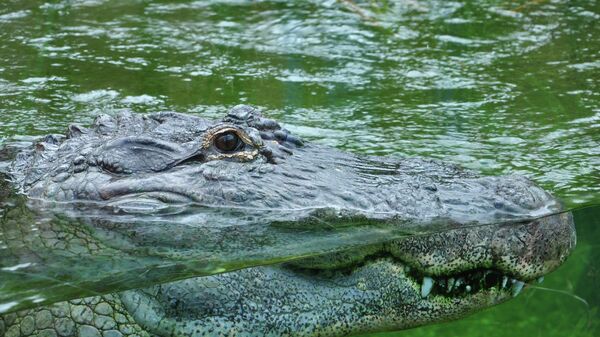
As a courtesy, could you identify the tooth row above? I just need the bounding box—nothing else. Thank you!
[420,277,434,298]
[419,274,537,298]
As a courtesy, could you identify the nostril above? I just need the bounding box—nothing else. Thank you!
[498,176,556,210]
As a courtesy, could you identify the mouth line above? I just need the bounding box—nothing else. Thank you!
[287,253,537,300]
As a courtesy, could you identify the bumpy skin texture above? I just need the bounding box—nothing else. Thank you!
[0,295,148,337]
[1,105,576,336]
[10,105,558,223]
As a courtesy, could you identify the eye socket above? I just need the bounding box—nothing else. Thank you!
[214,131,242,152]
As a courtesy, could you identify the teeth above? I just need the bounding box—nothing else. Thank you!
[537,276,544,284]
[501,276,508,288]
[439,278,446,288]
[414,272,528,298]
[512,280,525,297]
[421,277,434,298]
[447,278,455,292]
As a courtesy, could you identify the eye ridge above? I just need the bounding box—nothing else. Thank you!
[214,131,243,153]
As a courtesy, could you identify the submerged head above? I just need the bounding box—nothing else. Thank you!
[114,211,574,337]
[7,105,575,336]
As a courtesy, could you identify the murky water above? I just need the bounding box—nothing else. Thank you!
[0,0,598,336]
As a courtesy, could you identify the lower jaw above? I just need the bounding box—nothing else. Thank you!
[280,258,517,334]
[396,288,513,333]
[363,259,518,330]
[122,258,518,337]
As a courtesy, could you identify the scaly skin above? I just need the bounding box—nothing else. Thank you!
[0,105,576,336]
[0,295,148,337]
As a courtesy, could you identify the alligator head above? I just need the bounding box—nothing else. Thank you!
[4,105,575,336]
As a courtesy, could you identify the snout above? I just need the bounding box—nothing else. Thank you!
[491,211,576,279]
[387,210,576,280]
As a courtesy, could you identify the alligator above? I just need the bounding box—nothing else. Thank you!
[0,105,575,337]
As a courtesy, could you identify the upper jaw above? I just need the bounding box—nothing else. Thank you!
[388,211,576,280]
[280,210,575,314]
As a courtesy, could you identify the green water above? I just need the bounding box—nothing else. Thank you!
[0,0,598,336]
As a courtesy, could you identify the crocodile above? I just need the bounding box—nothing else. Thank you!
[0,105,575,337]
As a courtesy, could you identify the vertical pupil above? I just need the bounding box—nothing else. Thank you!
[215,132,240,152]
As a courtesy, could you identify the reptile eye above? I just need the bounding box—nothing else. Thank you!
[214,132,242,152]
